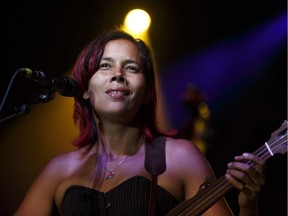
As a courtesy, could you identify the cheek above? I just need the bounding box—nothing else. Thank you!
[88,91,96,107]
[88,73,104,92]
[86,74,102,105]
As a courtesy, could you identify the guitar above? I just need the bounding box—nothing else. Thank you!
[166,120,287,216]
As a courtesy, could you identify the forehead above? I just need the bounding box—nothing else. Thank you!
[102,39,141,60]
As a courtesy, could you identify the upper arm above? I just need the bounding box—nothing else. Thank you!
[167,138,233,216]
[167,138,215,198]
[14,157,64,216]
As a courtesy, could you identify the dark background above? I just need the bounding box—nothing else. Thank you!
[1,0,287,215]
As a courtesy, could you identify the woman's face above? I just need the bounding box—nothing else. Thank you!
[84,39,147,123]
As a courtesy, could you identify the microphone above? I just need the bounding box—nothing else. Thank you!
[51,76,79,97]
[20,68,79,97]
[20,68,50,88]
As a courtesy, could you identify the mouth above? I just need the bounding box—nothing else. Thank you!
[106,89,131,97]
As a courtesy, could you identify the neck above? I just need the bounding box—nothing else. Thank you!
[97,130,144,160]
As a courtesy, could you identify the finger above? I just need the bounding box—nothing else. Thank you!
[232,153,267,176]
[226,168,264,192]
[225,172,245,191]
[246,168,266,187]
[227,161,250,172]
[236,153,266,166]
[228,160,265,183]
[225,169,257,192]
[242,153,267,178]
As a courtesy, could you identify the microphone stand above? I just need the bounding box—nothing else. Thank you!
[0,91,55,124]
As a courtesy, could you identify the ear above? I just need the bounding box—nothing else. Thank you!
[83,91,89,99]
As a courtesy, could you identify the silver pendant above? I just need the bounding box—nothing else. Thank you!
[105,171,115,180]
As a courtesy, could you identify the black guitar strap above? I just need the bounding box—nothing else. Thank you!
[144,136,167,216]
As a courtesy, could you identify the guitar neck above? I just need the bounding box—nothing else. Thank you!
[166,175,232,216]
[166,128,287,216]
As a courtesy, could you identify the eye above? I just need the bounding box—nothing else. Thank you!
[99,63,111,70]
[125,65,140,73]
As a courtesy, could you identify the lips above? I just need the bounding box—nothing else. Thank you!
[106,88,131,97]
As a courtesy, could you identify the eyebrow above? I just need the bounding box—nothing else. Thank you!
[101,57,113,62]
[101,57,141,65]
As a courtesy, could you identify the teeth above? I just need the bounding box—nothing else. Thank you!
[110,91,128,96]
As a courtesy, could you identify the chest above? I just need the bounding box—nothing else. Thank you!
[55,138,185,211]
[60,176,180,216]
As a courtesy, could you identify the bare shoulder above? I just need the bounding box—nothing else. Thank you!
[165,137,214,179]
[163,138,233,216]
[13,146,91,215]
[165,137,206,160]
[42,146,89,178]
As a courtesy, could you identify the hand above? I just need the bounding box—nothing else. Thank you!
[225,153,266,210]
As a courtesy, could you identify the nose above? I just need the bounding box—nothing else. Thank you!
[111,74,127,84]
[110,66,127,84]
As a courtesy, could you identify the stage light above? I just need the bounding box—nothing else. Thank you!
[124,9,151,34]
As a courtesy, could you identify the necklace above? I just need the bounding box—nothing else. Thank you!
[100,136,144,180]
[102,156,130,180]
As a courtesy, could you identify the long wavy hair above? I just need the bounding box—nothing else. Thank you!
[71,29,165,148]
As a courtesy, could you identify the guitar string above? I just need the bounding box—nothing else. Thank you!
[170,137,287,216]
[184,147,265,215]
[188,133,288,215]
[182,138,286,216]
[190,180,231,216]
[177,177,230,216]
[181,177,232,216]
[168,125,287,215]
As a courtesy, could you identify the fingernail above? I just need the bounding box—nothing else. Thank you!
[243,153,249,157]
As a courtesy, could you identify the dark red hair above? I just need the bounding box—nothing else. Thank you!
[71,29,165,148]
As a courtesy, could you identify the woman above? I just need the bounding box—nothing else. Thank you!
[14,29,266,216]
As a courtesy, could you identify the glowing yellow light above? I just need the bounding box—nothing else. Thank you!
[124,9,151,34]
